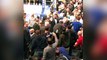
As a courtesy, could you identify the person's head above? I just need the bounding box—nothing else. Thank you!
[45,26,50,34]
[78,28,83,36]
[55,47,60,56]
[30,28,34,34]
[24,21,29,28]
[65,20,70,25]
[47,37,53,45]
[35,30,41,35]
[70,1,74,5]
[77,4,82,10]
[59,20,63,24]
[35,16,40,22]
[36,16,40,20]
[39,20,44,26]
[31,14,34,18]
[76,15,81,20]
[66,8,70,12]
[60,3,66,9]
[67,4,70,8]
[73,8,79,16]
[67,25,72,29]
[72,0,76,4]
[46,17,50,21]
[78,0,83,4]
[43,15,47,21]
[23,13,26,18]
[53,13,59,19]
[45,21,50,27]
[60,33,65,38]
[63,17,68,23]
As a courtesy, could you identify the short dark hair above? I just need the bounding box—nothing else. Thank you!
[67,25,72,29]
[47,37,53,45]
[45,26,50,31]
[37,16,40,19]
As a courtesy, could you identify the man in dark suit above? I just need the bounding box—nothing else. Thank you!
[53,21,63,39]
[30,30,47,60]
[66,25,77,56]
[24,22,31,59]
[50,14,59,32]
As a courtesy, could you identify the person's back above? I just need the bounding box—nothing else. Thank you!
[59,47,70,60]
[72,21,82,33]
[44,45,56,60]
[43,32,58,60]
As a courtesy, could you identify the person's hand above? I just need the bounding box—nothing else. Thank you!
[74,43,77,47]
[74,44,76,47]
[52,32,57,37]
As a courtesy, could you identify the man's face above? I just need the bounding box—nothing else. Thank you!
[54,14,58,19]
[70,1,73,5]
[66,8,70,12]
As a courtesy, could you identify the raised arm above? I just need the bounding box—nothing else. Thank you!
[52,32,58,48]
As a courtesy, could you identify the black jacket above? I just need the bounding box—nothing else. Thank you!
[30,34,47,55]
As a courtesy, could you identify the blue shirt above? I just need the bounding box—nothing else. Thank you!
[72,22,82,33]
[59,47,71,60]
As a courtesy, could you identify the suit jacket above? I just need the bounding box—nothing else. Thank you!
[30,34,47,56]
[50,19,59,32]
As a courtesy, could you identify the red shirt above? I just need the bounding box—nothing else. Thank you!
[75,35,83,46]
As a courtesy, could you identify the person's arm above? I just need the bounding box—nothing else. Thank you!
[74,36,83,47]
[52,32,58,48]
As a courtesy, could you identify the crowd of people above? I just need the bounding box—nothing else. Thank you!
[24,0,83,60]
[24,0,42,5]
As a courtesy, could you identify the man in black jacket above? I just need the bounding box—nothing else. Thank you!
[24,22,31,59]
[30,30,47,60]
[66,25,77,56]
[50,14,59,32]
